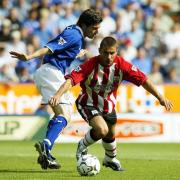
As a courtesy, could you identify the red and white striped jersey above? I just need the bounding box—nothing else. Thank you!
[65,55,147,113]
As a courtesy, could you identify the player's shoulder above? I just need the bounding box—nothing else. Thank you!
[115,55,125,65]
[115,55,131,69]
[63,25,82,38]
[88,56,99,64]
[82,56,98,67]
[115,55,126,62]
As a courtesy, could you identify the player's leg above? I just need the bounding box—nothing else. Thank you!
[35,104,71,169]
[44,104,70,151]
[34,64,71,169]
[102,111,123,171]
[76,106,108,160]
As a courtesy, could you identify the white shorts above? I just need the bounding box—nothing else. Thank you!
[33,63,71,105]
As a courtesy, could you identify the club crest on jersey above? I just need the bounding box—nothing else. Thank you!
[58,37,67,45]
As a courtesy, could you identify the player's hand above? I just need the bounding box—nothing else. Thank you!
[76,49,88,59]
[49,95,60,107]
[9,51,29,61]
[158,97,173,111]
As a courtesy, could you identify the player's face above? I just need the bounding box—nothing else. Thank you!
[85,24,100,39]
[99,45,117,66]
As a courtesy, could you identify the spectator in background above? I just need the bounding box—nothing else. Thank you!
[0,0,12,18]
[73,0,90,12]
[0,18,12,42]
[0,64,18,82]
[141,0,155,18]
[29,35,41,50]
[128,19,144,47]
[141,31,157,59]
[58,3,77,32]
[91,0,105,11]
[48,1,64,35]
[148,19,164,49]
[146,5,174,33]
[6,30,26,55]
[86,35,102,58]
[7,7,22,31]
[13,0,30,22]
[163,23,180,51]
[118,39,137,62]
[34,18,53,47]
[148,58,163,84]
[22,8,39,34]
[132,46,152,75]
[165,48,180,79]
[20,26,31,43]
[0,45,9,67]
[99,8,116,36]
[134,8,145,29]
[165,67,179,84]
[15,65,33,83]
[115,9,132,33]
[124,0,139,22]
[107,0,119,19]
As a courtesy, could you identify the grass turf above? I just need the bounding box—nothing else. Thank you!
[0,141,180,180]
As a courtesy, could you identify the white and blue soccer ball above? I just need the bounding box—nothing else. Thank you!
[77,154,101,176]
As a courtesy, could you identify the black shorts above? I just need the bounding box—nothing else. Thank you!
[76,105,117,125]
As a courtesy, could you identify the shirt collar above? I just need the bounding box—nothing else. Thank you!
[76,25,84,37]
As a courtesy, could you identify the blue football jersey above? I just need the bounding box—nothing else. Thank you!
[43,25,84,74]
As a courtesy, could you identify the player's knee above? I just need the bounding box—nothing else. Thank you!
[96,126,108,138]
[52,106,71,123]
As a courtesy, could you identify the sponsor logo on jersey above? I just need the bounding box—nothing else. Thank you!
[58,37,67,45]
[91,110,98,115]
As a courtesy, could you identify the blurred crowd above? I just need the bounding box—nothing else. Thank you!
[0,0,180,84]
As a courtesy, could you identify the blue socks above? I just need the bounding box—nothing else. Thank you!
[43,115,67,154]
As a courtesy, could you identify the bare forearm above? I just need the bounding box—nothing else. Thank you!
[49,79,73,106]
[142,78,163,101]
[142,78,173,111]
[27,47,51,60]
[55,79,73,97]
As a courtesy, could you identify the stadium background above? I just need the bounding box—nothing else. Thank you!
[0,0,180,179]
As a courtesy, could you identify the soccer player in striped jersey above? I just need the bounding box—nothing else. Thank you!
[49,36,173,171]
[10,9,102,170]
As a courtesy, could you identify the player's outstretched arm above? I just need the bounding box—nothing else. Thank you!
[49,79,73,107]
[9,47,51,61]
[142,78,173,111]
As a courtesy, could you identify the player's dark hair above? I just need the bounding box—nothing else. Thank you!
[100,36,117,49]
[77,9,103,26]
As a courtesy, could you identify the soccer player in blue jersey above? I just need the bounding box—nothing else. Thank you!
[10,9,103,170]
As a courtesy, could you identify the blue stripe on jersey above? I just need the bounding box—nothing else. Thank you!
[43,25,84,74]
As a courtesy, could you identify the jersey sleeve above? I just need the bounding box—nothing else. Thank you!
[65,58,95,86]
[45,29,80,53]
[121,57,147,86]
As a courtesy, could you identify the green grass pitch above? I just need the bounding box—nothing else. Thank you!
[0,141,180,180]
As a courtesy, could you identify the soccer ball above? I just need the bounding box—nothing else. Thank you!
[77,154,100,176]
